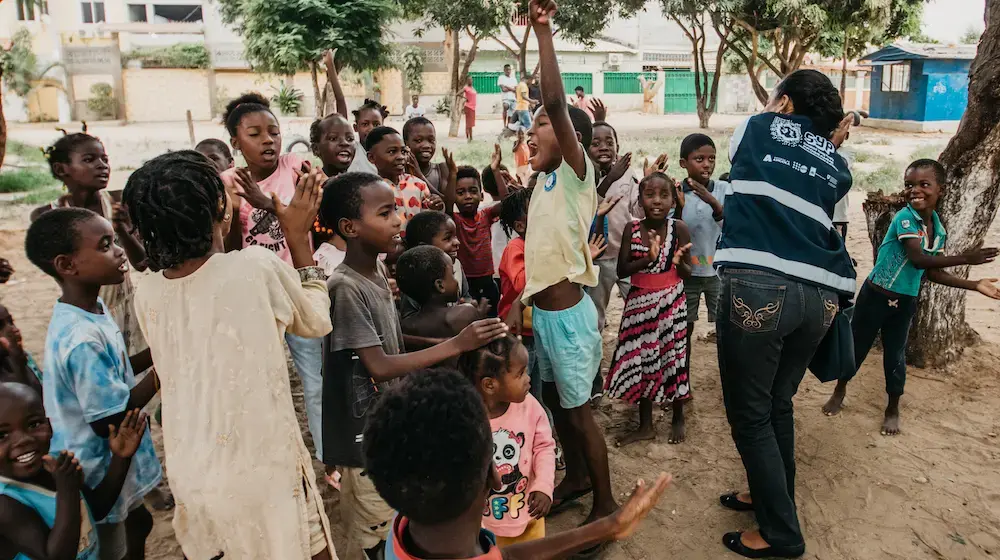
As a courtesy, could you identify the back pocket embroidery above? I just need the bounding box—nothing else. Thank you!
[728,279,785,333]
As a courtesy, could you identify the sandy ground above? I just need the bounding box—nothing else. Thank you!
[2,114,999,559]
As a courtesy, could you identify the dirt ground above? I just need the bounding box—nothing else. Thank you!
[2,115,999,559]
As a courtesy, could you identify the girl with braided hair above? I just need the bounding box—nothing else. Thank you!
[219,92,329,461]
[124,150,336,560]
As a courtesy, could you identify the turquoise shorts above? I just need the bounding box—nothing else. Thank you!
[533,293,603,409]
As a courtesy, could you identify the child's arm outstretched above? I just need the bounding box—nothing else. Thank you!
[0,452,82,560]
[903,239,998,270]
[81,409,147,520]
[926,268,1000,299]
[530,0,588,181]
[357,318,507,383]
[443,148,458,215]
[324,49,348,119]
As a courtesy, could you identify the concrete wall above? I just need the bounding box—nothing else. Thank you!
[122,68,211,121]
[922,59,971,122]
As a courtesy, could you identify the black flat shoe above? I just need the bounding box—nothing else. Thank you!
[722,532,805,558]
[719,492,755,512]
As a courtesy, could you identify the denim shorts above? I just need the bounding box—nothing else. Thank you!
[684,275,722,322]
[533,293,603,409]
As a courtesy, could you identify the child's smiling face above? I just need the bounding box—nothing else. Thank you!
[368,133,407,182]
[589,124,617,169]
[904,165,942,212]
[313,116,356,173]
[56,139,110,191]
[0,384,52,480]
[430,218,460,262]
[405,123,437,167]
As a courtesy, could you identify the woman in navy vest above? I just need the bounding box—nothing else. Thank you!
[714,70,856,558]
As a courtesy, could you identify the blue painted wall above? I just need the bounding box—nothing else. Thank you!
[869,58,969,122]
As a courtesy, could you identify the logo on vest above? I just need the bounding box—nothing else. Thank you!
[544,173,557,192]
[770,116,802,147]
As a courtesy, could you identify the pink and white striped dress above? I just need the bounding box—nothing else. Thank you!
[605,218,690,405]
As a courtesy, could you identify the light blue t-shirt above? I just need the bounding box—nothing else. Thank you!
[42,299,162,524]
[682,179,730,277]
[869,205,946,297]
[0,474,99,559]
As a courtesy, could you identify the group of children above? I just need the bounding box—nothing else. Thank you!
[3,0,999,558]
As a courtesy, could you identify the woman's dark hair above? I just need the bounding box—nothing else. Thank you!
[122,150,226,271]
[222,92,275,137]
[906,158,947,187]
[772,69,844,140]
[352,98,389,121]
[498,186,533,237]
[43,123,101,180]
[457,333,522,385]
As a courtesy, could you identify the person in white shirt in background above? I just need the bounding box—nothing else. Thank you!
[404,95,426,120]
[497,64,518,126]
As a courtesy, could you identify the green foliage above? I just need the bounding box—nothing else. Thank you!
[86,83,117,119]
[434,95,451,116]
[270,83,304,115]
[6,140,46,164]
[0,169,58,193]
[121,44,210,69]
[15,186,65,206]
[402,47,424,95]
[816,0,924,61]
[960,25,983,45]
[0,28,52,97]
[216,0,397,75]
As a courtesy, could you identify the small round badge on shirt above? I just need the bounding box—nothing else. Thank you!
[544,173,557,192]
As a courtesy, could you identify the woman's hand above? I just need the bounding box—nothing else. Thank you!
[234,168,276,213]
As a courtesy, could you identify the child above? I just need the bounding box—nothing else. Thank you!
[402,117,448,191]
[363,368,672,559]
[457,334,554,546]
[310,115,357,274]
[513,128,531,185]
[195,138,234,173]
[586,120,641,331]
[674,133,729,442]
[822,159,1000,434]
[218,92,327,462]
[404,94,426,120]
[503,0,615,527]
[481,157,516,284]
[324,48,383,175]
[605,172,693,446]
[0,302,43,390]
[446,152,509,314]
[401,210,472,318]
[497,188,536,388]
[25,207,163,560]
[124,150,336,559]
[365,126,433,229]
[0,382,148,560]
[396,246,488,355]
[320,172,508,559]
[463,76,477,141]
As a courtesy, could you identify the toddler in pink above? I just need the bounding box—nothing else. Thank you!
[458,334,555,546]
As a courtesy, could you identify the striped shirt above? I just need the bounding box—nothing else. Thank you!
[455,206,500,278]
[716,113,856,295]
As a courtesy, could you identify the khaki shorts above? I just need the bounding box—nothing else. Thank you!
[341,467,394,556]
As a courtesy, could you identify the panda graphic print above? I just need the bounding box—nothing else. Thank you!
[486,428,530,521]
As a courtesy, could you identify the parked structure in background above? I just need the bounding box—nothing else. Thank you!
[862,43,974,133]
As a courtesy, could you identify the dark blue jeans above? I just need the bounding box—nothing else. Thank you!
[846,280,917,396]
[717,269,837,547]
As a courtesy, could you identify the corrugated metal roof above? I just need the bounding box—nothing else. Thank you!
[862,43,977,62]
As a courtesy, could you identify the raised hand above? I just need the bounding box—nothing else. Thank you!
[404,150,425,181]
[234,168,276,213]
[275,167,323,240]
[606,152,632,185]
[455,318,509,352]
[589,233,608,260]
[443,148,457,176]
[529,0,557,25]
[673,242,693,266]
[500,169,522,190]
[976,278,1000,300]
[648,233,662,261]
[323,48,339,74]
[491,143,503,171]
[597,194,623,217]
[43,451,83,491]
[590,98,608,122]
[108,409,148,459]
[644,154,669,177]
[609,473,673,540]
[831,112,857,149]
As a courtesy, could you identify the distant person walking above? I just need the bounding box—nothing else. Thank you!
[498,64,518,126]
[463,76,477,142]
[514,74,534,130]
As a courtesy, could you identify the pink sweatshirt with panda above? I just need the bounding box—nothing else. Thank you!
[484,394,556,537]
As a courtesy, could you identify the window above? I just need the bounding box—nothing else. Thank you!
[128,3,148,22]
[880,62,910,92]
[80,1,106,23]
[16,0,46,21]
[152,4,203,23]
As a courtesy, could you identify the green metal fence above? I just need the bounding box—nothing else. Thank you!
[468,72,504,94]
[663,70,702,114]
[603,72,657,94]
[562,72,592,95]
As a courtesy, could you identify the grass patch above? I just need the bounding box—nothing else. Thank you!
[0,169,58,193]
[855,164,904,194]
[848,149,889,165]
[11,186,63,206]
[909,144,946,162]
[5,140,47,164]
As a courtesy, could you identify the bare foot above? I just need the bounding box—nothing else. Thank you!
[822,391,845,416]
[881,408,901,436]
[617,426,656,447]
[668,414,685,444]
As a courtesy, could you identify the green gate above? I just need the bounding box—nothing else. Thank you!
[603,72,657,94]
[468,72,504,94]
[663,70,700,114]
[562,72,592,94]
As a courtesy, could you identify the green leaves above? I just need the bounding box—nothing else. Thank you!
[1,28,40,97]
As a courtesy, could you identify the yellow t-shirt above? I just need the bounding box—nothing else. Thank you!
[521,152,598,305]
[515,82,530,112]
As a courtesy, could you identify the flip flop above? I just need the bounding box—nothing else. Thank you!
[548,487,593,516]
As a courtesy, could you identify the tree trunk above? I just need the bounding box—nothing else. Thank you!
[698,108,711,128]
[905,0,1000,367]
[449,90,463,137]
[840,30,849,101]
[862,191,906,260]
[310,62,323,119]
[0,70,6,169]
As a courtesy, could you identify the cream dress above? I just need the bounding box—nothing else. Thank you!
[133,246,336,559]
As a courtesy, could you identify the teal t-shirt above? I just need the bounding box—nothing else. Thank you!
[868,205,946,296]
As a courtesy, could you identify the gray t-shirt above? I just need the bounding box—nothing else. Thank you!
[324,261,403,467]
[347,141,379,175]
[681,179,730,278]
